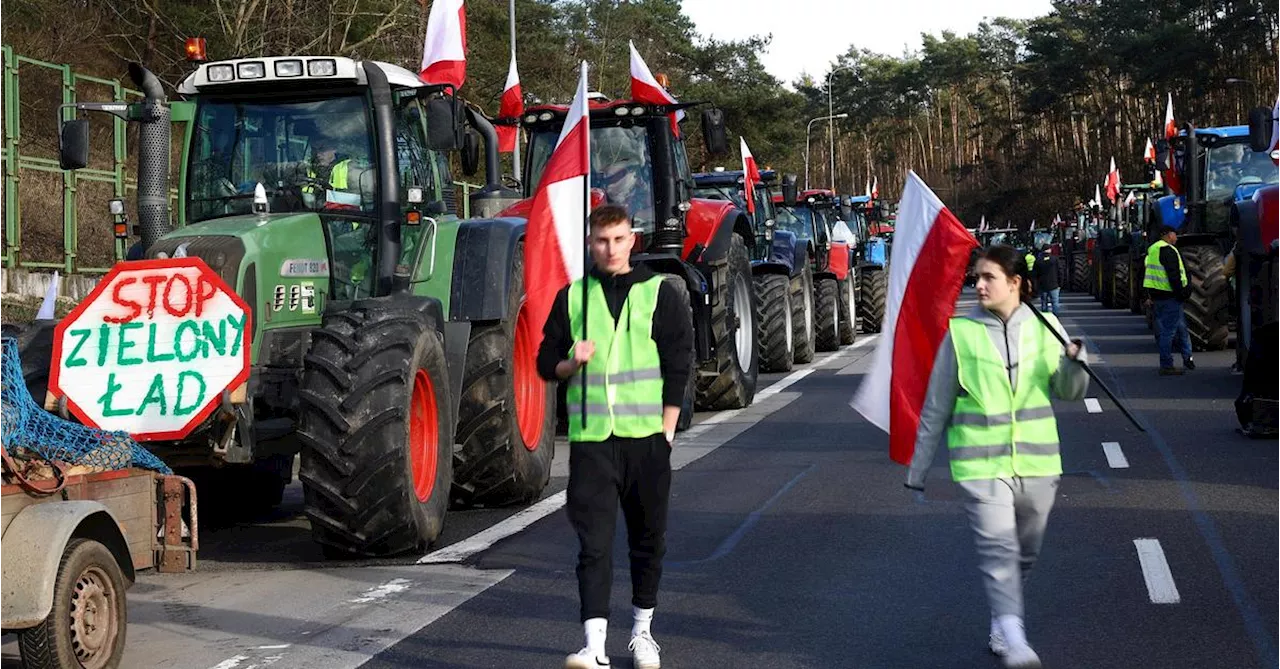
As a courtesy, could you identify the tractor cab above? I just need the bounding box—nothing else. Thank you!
[1157,125,1279,240]
[692,168,780,262]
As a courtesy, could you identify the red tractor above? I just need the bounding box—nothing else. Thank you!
[505,96,758,419]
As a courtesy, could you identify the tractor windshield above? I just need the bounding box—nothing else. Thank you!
[776,205,813,240]
[1202,141,1277,232]
[187,95,377,223]
[527,124,656,232]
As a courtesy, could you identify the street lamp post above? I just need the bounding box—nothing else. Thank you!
[827,65,855,191]
[806,113,848,190]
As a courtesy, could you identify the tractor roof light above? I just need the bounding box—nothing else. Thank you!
[107,198,126,216]
[185,37,208,62]
[275,60,304,78]
[307,59,337,76]
[237,62,266,79]
[207,64,234,82]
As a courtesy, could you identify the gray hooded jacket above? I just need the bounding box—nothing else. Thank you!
[906,303,1090,488]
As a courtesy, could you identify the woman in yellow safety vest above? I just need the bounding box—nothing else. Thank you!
[906,245,1089,669]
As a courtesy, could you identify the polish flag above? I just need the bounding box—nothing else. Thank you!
[741,137,760,214]
[850,171,978,464]
[1143,138,1156,163]
[419,0,467,88]
[523,61,590,350]
[1161,94,1184,195]
[496,54,523,153]
[1105,156,1120,203]
[1124,190,1136,207]
[865,179,871,198]
[629,41,684,134]
[979,214,987,232]
[1094,183,1102,208]
[1164,93,1177,140]
[872,176,879,199]
[1270,95,1278,166]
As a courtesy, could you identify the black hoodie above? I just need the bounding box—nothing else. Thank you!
[536,264,694,408]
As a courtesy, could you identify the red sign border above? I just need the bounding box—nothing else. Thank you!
[48,257,253,442]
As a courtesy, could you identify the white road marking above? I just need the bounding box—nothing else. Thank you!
[349,578,413,604]
[1102,442,1129,468]
[1084,398,1103,413]
[1134,539,1181,604]
[208,657,250,669]
[756,368,814,397]
[255,645,291,650]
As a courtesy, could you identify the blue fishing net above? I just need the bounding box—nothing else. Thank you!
[1,337,171,475]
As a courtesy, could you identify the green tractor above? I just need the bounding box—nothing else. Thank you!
[52,57,555,557]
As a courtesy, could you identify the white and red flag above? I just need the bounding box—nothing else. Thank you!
[1161,94,1184,194]
[523,61,590,350]
[496,54,523,153]
[1143,138,1156,163]
[629,41,684,134]
[741,137,760,214]
[419,0,467,88]
[1124,191,1136,207]
[850,171,978,465]
[1270,94,1279,166]
[1105,156,1120,203]
[872,176,879,199]
[1164,93,1177,140]
[865,179,872,198]
[979,215,987,232]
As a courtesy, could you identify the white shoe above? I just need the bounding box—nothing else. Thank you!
[629,631,661,669]
[564,647,610,668]
[1003,643,1042,669]
[989,618,1009,656]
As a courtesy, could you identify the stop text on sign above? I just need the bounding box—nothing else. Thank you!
[51,258,252,441]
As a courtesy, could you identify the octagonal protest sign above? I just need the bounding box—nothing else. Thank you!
[49,257,252,441]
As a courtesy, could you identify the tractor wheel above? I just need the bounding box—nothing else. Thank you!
[297,299,455,558]
[791,265,816,364]
[837,276,857,345]
[659,273,697,432]
[754,273,794,373]
[452,243,555,508]
[1130,259,1145,314]
[1182,245,1230,351]
[695,234,759,410]
[1071,253,1089,292]
[1113,254,1131,310]
[1057,258,1068,292]
[1099,256,1116,308]
[18,538,128,669]
[1,319,56,406]
[815,277,840,352]
[859,267,887,333]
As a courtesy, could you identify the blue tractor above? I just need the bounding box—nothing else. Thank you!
[842,195,890,333]
[692,168,803,372]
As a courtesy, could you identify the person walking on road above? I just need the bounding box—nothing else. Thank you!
[1142,225,1195,375]
[537,204,694,669]
[1033,247,1061,316]
[905,245,1089,669]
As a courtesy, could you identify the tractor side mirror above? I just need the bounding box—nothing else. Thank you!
[425,95,463,151]
[1154,139,1170,171]
[701,108,728,157]
[460,128,481,177]
[1248,105,1272,153]
[781,174,798,204]
[59,118,90,170]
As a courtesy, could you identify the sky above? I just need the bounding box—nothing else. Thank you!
[682,0,1055,86]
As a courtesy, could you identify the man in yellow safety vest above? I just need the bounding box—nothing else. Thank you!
[1142,225,1194,375]
[537,204,693,669]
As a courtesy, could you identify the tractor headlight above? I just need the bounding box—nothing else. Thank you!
[538,112,554,121]
[614,106,630,117]
[207,65,234,82]
[275,60,304,77]
[307,59,337,76]
[630,106,646,116]
[237,62,266,79]
[523,114,538,124]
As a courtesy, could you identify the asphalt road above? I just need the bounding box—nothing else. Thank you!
[3,290,1275,669]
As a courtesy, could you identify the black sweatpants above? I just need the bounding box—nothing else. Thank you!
[566,435,672,622]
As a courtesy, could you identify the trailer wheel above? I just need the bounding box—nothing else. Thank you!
[837,276,857,346]
[19,538,128,669]
[754,273,794,372]
[791,265,815,363]
[815,276,840,352]
[298,300,454,558]
[859,267,887,334]
[695,234,759,410]
[1113,254,1131,310]
[1182,245,1230,351]
[452,243,555,508]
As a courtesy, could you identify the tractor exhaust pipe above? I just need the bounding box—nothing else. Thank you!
[128,63,171,253]
[466,108,503,190]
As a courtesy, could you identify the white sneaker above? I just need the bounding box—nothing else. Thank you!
[629,631,661,669]
[1003,643,1042,669]
[564,647,610,668]
[989,618,1009,656]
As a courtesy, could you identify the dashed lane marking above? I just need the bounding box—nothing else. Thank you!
[1084,397,1103,413]
[1102,442,1129,468]
[1134,539,1181,604]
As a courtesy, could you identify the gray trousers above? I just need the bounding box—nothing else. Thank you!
[959,476,1060,618]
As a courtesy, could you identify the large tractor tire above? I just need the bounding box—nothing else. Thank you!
[791,265,816,364]
[18,538,128,669]
[815,276,841,352]
[1,318,57,405]
[659,273,697,432]
[1113,253,1131,311]
[1071,253,1089,293]
[695,234,759,410]
[1182,245,1230,351]
[859,267,887,333]
[754,273,794,373]
[836,276,857,346]
[1130,259,1145,314]
[297,299,455,558]
[1099,256,1116,308]
[451,244,555,508]
[1056,257,1068,292]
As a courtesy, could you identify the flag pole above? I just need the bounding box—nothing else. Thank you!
[1024,300,1146,432]
[580,61,590,428]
